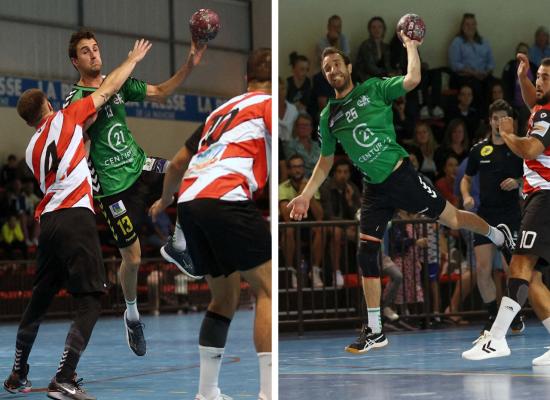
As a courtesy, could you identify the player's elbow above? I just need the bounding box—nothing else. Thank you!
[403,76,420,91]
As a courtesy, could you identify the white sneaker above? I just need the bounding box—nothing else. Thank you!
[335,270,344,288]
[312,266,323,288]
[432,105,445,119]
[195,393,233,400]
[462,330,511,360]
[533,347,550,366]
[419,105,430,119]
[383,306,399,322]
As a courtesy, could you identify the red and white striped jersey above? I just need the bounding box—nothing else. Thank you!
[25,96,96,219]
[523,103,550,194]
[178,91,272,202]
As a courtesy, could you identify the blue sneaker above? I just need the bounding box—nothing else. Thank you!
[124,311,146,356]
[161,237,203,279]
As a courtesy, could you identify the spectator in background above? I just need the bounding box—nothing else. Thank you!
[354,16,396,82]
[448,13,495,110]
[435,119,470,173]
[316,15,350,64]
[22,180,40,245]
[279,155,324,288]
[528,26,550,66]
[279,77,299,143]
[320,159,361,287]
[412,121,438,182]
[286,52,312,113]
[435,154,460,207]
[279,138,288,183]
[310,71,334,121]
[445,84,480,142]
[6,179,32,245]
[1,214,27,259]
[0,154,18,187]
[284,113,321,178]
[393,97,415,144]
[503,43,537,135]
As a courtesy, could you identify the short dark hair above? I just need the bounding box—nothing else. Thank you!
[333,157,351,170]
[321,46,350,66]
[488,99,513,118]
[289,51,309,68]
[17,89,47,126]
[541,57,550,67]
[287,154,304,167]
[68,29,98,60]
[328,15,341,25]
[368,16,386,36]
[247,48,271,83]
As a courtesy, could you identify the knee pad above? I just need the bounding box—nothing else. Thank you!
[357,240,381,278]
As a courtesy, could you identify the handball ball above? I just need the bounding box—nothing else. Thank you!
[189,9,220,44]
[396,13,426,42]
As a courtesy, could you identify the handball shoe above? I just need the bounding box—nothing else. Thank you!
[4,364,31,393]
[345,325,388,354]
[462,330,510,360]
[124,310,146,356]
[161,237,202,280]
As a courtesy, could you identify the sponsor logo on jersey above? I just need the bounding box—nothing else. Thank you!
[357,95,370,108]
[352,123,378,148]
[481,145,493,157]
[109,200,127,218]
[107,123,129,152]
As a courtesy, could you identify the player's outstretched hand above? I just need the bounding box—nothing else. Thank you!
[498,116,514,135]
[517,53,529,78]
[189,41,207,66]
[287,194,310,221]
[128,39,153,63]
[463,195,475,211]
[149,197,171,222]
[399,30,423,48]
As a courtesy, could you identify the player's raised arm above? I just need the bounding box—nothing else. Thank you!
[401,31,422,92]
[145,41,206,102]
[517,53,536,110]
[92,39,152,110]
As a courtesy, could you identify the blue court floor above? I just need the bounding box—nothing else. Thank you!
[280,322,550,400]
[0,310,258,399]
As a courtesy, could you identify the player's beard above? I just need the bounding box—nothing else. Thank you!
[331,73,352,95]
[536,89,550,105]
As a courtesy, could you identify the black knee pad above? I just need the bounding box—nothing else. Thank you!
[357,240,381,278]
[199,311,232,348]
[507,278,530,306]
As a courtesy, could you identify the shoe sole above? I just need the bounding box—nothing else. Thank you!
[47,391,92,400]
[124,311,146,357]
[462,349,511,360]
[4,382,31,394]
[345,338,389,354]
[160,246,203,280]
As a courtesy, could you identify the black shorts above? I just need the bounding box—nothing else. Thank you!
[473,206,521,247]
[98,158,167,248]
[360,159,446,238]
[36,208,107,294]
[178,199,271,278]
[515,191,550,268]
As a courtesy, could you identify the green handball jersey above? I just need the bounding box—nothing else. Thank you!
[319,76,409,184]
[65,77,147,198]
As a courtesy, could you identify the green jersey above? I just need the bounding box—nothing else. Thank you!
[65,77,147,198]
[319,76,408,184]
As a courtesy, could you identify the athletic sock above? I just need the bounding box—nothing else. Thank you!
[173,221,187,251]
[367,307,382,334]
[198,345,224,400]
[490,296,521,339]
[486,226,504,247]
[125,299,140,321]
[542,317,550,335]
[258,352,272,400]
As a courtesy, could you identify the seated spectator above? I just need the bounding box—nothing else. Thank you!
[320,159,360,287]
[6,179,33,245]
[279,155,324,288]
[309,70,334,121]
[284,113,321,177]
[1,214,27,259]
[393,97,415,144]
[435,155,460,207]
[286,52,312,113]
[0,154,18,187]
[354,16,396,82]
[528,26,550,66]
[445,84,480,142]
[412,122,438,182]
[503,42,537,134]
[448,13,495,110]
[316,15,350,64]
[279,77,299,143]
[435,119,470,173]
[22,180,40,245]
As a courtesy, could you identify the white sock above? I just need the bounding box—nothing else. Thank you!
[490,296,521,339]
[367,307,382,334]
[542,316,550,334]
[258,352,272,400]
[125,299,140,321]
[173,221,187,251]
[486,226,504,247]
[198,345,224,400]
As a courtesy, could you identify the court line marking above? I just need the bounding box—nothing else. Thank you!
[279,368,550,378]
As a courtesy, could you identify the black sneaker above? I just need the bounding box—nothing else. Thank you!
[345,325,388,354]
[124,310,146,356]
[497,224,516,264]
[161,236,203,279]
[511,313,525,334]
[3,364,31,393]
[47,376,95,400]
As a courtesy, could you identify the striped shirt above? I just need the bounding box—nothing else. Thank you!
[523,104,550,194]
[178,91,272,202]
[25,96,96,219]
